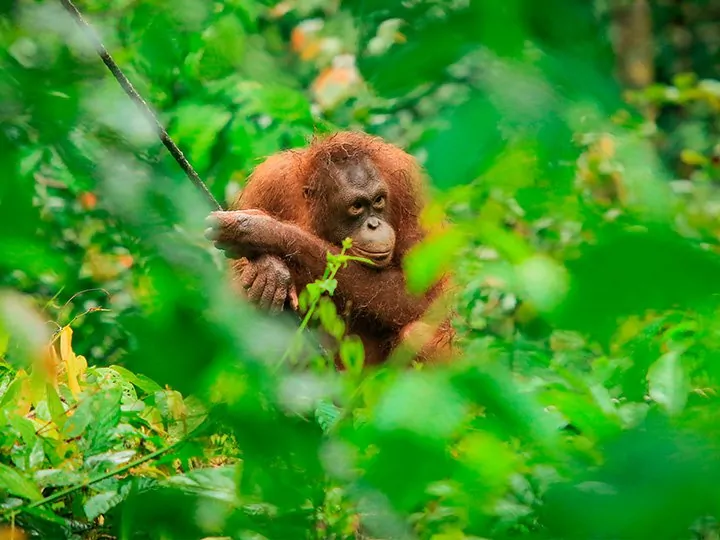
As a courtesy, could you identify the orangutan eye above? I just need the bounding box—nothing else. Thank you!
[373,196,386,209]
[348,201,364,216]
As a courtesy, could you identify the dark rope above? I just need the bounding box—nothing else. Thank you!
[58,0,223,210]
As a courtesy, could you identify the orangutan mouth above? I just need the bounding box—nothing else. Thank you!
[352,247,393,265]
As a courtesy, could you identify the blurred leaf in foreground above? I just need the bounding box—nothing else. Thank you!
[542,415,720,539]
[552,224,720,344]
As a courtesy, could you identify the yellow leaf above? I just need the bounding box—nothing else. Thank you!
[166,390,187,421]
[597,134,616,158]
[430,532,465,540]
[15,370,32,417]
[0,525,27,540]
[66,353,84,399]
[75,354,87,375]
[58,326,86,398]
[59,326,74,363]
[42,344,61,387]
[680,149,709,166]
[419,201,447,231]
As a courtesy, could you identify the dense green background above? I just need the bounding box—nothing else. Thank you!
[1,0,720,538]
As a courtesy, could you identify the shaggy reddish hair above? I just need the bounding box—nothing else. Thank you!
[230,131,454,365]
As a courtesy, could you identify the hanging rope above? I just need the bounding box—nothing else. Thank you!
[58,0,223,210]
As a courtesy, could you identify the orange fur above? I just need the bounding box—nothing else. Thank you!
[230,131,454,365]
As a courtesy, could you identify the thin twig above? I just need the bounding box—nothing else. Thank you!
[58,0,222,211]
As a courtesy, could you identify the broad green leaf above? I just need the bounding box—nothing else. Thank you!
[86,450,137,467]
[28,438,45,469]
[515,255,569,314]
[186,15,246,81]
[315,399,342,433]
[403,228,465,295]
[46,383,66,429]
[0,371,31,415]
[0,323,9,358]
[109,365,163,395]
[422,92,505,189]
[539,388,620,440]
[373,372,467,440]
[554,226,720,344]
[84,482,133,521]
[166,465,239,504]
[647,351,690,416]
[339,336,364,376]
[455,431,517,502]
[0,462,42,500]
[8,414,36,447]
[359,5,483,97]
[250,86,313,122]
[454,365,561,455]
[34,468,85,488]
[63,387,122,446]
[169,104,232,172]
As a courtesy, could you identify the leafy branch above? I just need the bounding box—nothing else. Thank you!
[2,430,195,520]
[277,238,371,369]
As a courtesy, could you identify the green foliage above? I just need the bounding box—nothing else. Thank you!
[1,0,720,538]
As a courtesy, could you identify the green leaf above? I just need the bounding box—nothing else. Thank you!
[554,225,720,344]
[35,468,85,488]
[516,255,569,313]
[84,483,133,520]
[374,372,467,441]
[253,86,313,122]
[187,15,246,81]
[109,365,163,395]
[403,229,466,295]
[46,383,66,429]
[28,438,45,469]
[315,400,342,433]
[0,462,42,500]
[0,323,9,358]
[422,92,505,189]
[647,351,690,416]
[317,297,344,339]
[339,336,365,375]
[8,414,37,447]
[359,6,481,97]
[86,450,137,467]
[169,103,232,172]
[319,278,338,296]
[84,490,122,521]
[454,365,561,455]
[672,72,697,90]
[0,370,25,411]
[165,465,238,504]
[63,387,122,450]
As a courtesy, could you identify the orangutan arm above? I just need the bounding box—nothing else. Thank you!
[206,210,435,330]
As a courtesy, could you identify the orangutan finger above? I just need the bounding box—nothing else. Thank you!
[240,264,259,289]
[271,285,288,313]
[288,284,299,312]
[258,278,277,311]
[246,273,267,304]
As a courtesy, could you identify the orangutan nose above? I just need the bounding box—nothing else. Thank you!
[367,217,381,230]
